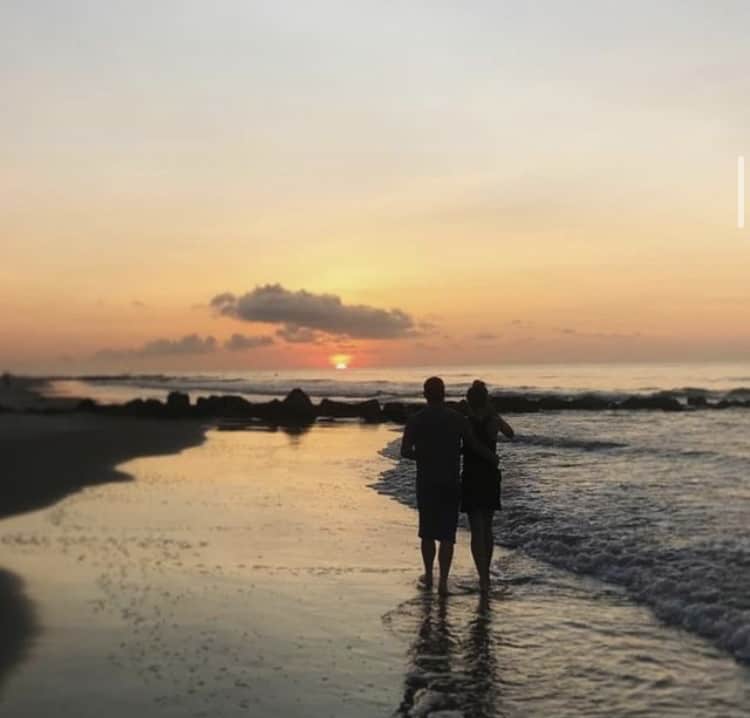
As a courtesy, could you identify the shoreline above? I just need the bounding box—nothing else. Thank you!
[2,420,748,715]
[0,388,208,699]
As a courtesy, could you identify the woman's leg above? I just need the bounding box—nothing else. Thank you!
[468,510,490,591]
[483,511,495,584]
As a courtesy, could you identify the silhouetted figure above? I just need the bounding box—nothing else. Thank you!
[462,380,514,594]
[400,377,498,595]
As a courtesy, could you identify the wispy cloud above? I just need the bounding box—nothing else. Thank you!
[224,334,275,351]
[96,334,217,359]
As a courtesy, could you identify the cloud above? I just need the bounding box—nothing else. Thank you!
[275,324,322,344]
[224,334,275,351]
[211,284,415,339]
[96,334,217,359]
[475,332,500,341]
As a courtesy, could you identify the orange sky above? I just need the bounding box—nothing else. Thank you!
[2,2,748,372]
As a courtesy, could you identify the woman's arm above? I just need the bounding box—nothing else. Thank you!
[496,414,514,439]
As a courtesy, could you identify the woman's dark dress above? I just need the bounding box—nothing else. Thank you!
[461,413,501,513]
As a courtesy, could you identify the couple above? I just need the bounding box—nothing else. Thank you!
[400,376,514,596]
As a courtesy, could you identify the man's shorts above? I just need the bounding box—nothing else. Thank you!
[418,501,459,543]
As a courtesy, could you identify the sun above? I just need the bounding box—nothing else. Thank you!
[330,353,351,370]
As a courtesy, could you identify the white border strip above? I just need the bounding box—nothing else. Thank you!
[739,156,745,229]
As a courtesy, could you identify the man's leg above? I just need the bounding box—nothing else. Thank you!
[437,540,454,595]
[420,538,436,588]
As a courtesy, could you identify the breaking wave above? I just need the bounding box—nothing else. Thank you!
[373,407,750,664]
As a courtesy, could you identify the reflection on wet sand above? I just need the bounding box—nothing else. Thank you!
[0,568,37,695]
[393,592,501,717]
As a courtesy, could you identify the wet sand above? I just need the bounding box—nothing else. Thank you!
[1,419,749,716]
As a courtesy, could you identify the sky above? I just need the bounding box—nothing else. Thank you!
[2,0,749,371]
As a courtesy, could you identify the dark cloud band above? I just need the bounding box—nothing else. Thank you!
[211,284,415,340]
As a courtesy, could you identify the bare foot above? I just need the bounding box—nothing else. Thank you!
[437,579,449,596]
[418,574,433,590]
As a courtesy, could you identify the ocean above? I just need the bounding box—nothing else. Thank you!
[45,360,750,405]
[47,362,750,668]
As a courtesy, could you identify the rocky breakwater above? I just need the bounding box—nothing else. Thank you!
[30,388,750,427]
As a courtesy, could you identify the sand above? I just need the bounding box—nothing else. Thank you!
[0,419,419,716]
[2,412,749,717]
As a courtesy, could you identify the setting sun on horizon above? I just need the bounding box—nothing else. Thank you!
[331,354,352,370]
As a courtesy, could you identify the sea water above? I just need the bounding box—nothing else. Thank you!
[48,362,750,665]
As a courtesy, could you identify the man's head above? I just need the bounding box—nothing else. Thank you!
[423,376,445,404]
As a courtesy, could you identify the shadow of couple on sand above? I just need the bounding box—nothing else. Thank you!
[391,589,504,717]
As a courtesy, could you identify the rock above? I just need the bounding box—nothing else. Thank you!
[123,398,166,418]
[618,393,683,411]
[382,402,422,424]
[356,398,383,422]
[278,388,316,424]
[715,399,744,410]
[76,398,98,412]
[196,395,253,418]
[490,395,540,413]
[568,394,613,411]
[538,395,571,411]
[166,391,190,413]
[249,399,283,422]
[318,398,382,422]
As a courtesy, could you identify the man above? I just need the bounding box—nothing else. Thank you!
[400,376,499,595]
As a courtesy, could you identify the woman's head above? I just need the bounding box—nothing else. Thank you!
[466,379,489,411]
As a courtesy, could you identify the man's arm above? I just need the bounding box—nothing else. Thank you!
[460,417,499,466]
[400,421,417,460]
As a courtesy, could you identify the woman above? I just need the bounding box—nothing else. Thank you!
[461,380,514,594]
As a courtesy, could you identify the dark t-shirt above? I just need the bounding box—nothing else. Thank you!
[403,405,470,508]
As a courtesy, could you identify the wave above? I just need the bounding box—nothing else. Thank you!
[498,498,750,664]
[512,433,627,451]
[373,437,750,664]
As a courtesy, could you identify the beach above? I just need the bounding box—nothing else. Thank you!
[2,386,750,716]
